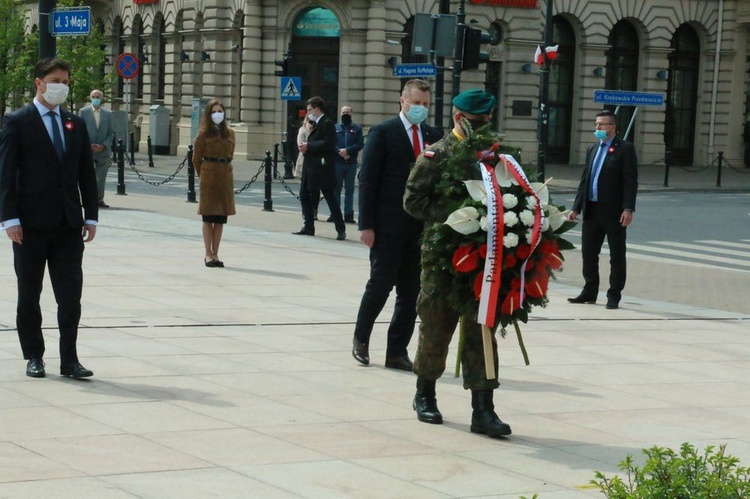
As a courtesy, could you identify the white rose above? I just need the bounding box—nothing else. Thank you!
[503,233,519,248]
[504,211,519,227]
[525,228,534,244]
[519,209,536,226]
[502,193,518,209]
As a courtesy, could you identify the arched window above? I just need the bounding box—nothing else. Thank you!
[113,17,124,97]
[605,21,639,143]
[665,24,700,165]
[548,16,575,164]
[134,16,145,99]
[156,16,166,100]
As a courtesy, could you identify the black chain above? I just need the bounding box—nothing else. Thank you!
[723,158,750,174]
[128,157,187,186]
[273,166,300,200]
[234,161,265,194]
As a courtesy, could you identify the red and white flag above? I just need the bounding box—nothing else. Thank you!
[534,44,560,66]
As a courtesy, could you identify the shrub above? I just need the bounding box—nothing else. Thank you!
[591,443,750,498]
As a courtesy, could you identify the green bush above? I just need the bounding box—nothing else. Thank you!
[591,443,750,498]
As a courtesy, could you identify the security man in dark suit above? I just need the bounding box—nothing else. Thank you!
[293,96,346,240]
[352,79,441,370]
[568,110,638,310]
[0,58,98,379]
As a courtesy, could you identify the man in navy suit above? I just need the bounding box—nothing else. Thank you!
[0,58,98,378]
[352,79,441,370]
[567,110,638,310]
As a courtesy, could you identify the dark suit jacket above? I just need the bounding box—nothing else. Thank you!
[358,116,441,236]
[0,103,98,230]
[572,136,638,219]
[301,114,337,191]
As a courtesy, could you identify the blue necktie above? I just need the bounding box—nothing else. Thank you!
[588,142,608,201]
[47,111,64,161]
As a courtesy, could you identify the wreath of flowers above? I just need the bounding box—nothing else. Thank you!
[420,123,576,368]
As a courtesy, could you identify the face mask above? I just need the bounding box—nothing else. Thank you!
[91,98,101,107]
[42,82,69,106]
[211,112,225,125]
[461,114,488,132]
[307,110,317,122]
[594,130,608,140]
[341,114,352,126]
[405,103,428,125]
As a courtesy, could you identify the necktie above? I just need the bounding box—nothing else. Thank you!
[588,142,608,201]
[411,124,421,159]
[47,111,64,161]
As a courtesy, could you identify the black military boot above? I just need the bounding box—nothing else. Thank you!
[470,389,511,437]
[413,377,443,424]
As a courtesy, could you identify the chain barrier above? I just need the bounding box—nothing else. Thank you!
[723,157,750,174]
[128,155,188,186]
[234,160,266,194]
[273,160,300,200]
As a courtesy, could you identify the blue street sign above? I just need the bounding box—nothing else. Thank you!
[50,7,91,37]
[593,89,664,107]
[280,77,302,101]
[393,64,437,78]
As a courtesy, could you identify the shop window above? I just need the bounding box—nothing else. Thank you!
[665,24,700,166]
[605,21,639,143]
[548,15,575,164]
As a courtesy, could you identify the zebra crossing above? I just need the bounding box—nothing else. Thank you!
[565,230,750,273]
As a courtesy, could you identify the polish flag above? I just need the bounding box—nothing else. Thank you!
[534,44,560,66]
[534,45,544,65]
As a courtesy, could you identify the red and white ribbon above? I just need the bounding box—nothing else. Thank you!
[476,157,503,328]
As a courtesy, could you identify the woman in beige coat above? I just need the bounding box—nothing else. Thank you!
[193,99,236,267]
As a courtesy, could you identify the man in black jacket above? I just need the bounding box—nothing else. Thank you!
[352,79,441,370]
[0,58,98,379]
[293,96,346,240]
[567,110,638,310]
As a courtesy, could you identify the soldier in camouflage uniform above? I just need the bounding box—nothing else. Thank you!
[403,89,512,438]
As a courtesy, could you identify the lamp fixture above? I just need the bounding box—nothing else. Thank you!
[521,63,532,73]
[593,67,605,77]
[388,56,398,69]
[200,51,210,62]
[656,70,668,80]
[179,51,189,62]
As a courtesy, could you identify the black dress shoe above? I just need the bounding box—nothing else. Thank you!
[385,355,414,372]
[605,299,620,310]
[336,231,346,241]
[60,362,94,378]
[352,337,369,365]
[205,258,217,267]
[326,216,334,223]
[344,214,356,224]
[567,293,597,304]
[26,358,46,378]
[293,228,315,236]
[98,201,110,208]
[213,260,225,268]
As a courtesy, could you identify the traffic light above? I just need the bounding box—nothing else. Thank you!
[274,53,290,77]
[461,26,491,71]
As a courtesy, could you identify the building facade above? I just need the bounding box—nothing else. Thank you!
[23,0,750,167]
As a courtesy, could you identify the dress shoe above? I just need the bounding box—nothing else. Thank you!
[336,231,346,241]
[606,298,620,309]
[352,337,369,365]
[60,362,94,378]
[385,355,414,371]
[26,358,46,378]
[98,201,110,208]
[567,292,597,304]
[344,214,356,224]
[326,216,334,223]
[293,228,315,236]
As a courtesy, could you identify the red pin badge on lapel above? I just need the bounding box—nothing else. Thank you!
[64,120,74,131]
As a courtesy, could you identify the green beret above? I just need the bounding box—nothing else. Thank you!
[452,89,496,115]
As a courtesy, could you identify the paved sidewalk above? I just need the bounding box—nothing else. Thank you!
[0,160,749,497]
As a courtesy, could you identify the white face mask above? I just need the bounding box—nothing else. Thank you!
[42,82,69,106]
[211,112,225,125]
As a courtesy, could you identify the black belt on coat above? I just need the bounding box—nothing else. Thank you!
[202,156,231,163]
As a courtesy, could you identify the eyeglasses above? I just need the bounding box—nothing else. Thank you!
[595,122,614,128]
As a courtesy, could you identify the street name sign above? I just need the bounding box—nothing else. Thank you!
[50,7,91,36]
[593,89,664,107]
[393,64,437,78]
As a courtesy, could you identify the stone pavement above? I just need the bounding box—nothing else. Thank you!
[0,155,749,498]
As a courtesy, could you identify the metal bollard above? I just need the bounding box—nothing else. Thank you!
[187,145,197,203]
[129,131,135,165]
[273,143,280,179]
[263,150,274,212]
[147,135,155,168]
[663,148,671,187]
[282,140,295,179]
[116,139,127,195]
[716,151,724,187]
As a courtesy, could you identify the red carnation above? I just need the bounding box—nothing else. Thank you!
[453,245,479,272]
[504,253,517,269]
[516,244,531,260]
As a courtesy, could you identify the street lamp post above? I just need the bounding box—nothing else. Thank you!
[536,0,554,182]
[39,0,56,58]
[450,0,467,131]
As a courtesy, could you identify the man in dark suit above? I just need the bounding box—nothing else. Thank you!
[352,79,441,370]
[293,96,346,240]
[0,58,98,379]
[567,110,638,310]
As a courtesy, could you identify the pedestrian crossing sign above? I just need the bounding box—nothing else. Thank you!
[280,77,302,101]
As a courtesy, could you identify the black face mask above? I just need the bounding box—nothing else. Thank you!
[341,114,352,125]
[460,114,488,132]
